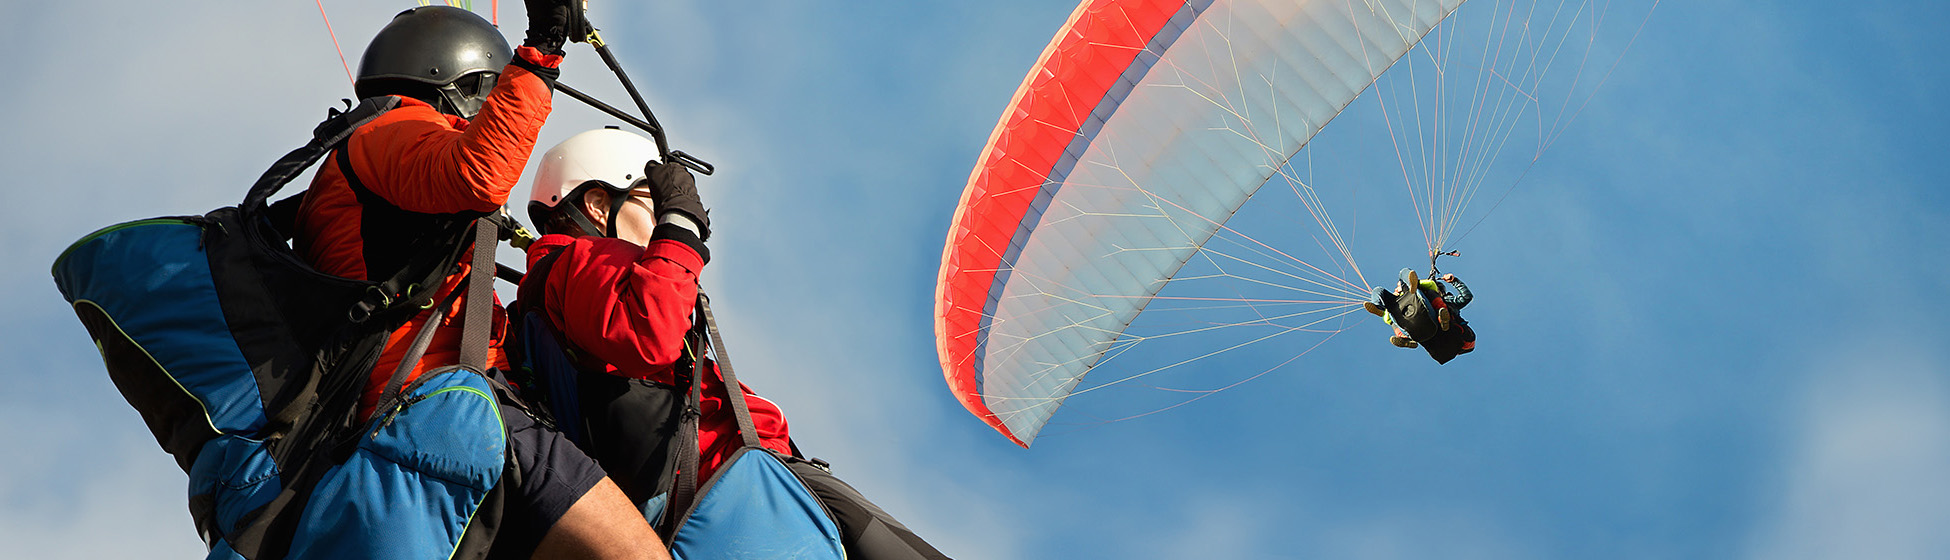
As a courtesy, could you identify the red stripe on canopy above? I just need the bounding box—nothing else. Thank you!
[936,0,1185,447]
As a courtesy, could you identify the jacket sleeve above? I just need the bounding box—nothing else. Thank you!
[1444,277,1472,310]
[542,237,706,376]
[348,47,559,214]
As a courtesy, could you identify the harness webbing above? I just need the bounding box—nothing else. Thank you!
[459,221,498,370]
[699,294,760,449]
[663,317,704,539]
[376,286,463,415]
[370,219,500,419]
[660,291,761,542]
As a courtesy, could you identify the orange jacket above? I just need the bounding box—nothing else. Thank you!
[295,47,561,419]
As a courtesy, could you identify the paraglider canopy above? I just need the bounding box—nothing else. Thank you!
[935,0,1463,447]
[937,0,1653,446]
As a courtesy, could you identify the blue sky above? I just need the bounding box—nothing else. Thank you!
[3,1,1948,559]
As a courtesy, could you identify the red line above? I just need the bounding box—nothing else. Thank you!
[1092,295,1354,305]
[315,0,354,87]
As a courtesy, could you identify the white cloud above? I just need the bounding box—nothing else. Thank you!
[1745,342,1950,560]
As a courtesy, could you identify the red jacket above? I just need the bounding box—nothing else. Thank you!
[295,47,560,419]
[524,233,794,483]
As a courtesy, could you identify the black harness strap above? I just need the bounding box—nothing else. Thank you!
[239,97,400,213]
[374,286,464,417]
[660,291,759,542]
[699,294,760,448]
[663,327,703,540]
[371,218,501,420]
[334,144,485,320]
[459,220,498,371]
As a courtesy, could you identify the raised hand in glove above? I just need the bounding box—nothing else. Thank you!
[641,160,710,241]
[523,0,587,53]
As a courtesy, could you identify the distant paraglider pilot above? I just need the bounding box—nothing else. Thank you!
[1365,268,1476,363]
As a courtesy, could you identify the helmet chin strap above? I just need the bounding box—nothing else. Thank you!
[559,185,636,239]
[563,204,607,238]
[602,187,631,238]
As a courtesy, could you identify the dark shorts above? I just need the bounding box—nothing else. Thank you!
[786,458,952,560]
[489,399,610,558]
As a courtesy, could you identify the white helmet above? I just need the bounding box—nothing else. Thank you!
[527,127,659,236]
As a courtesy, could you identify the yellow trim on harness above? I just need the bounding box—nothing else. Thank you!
[72,299,225,437]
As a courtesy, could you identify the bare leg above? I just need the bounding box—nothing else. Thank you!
[532,477,670,560]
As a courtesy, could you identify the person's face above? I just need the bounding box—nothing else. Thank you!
[580,187,659,246]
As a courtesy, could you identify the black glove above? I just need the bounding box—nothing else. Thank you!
[643,160,710,241]
[524,0,586,53]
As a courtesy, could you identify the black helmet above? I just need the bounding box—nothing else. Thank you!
[354,6,514,119]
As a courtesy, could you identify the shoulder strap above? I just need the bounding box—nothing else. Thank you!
[664,326,704,540]
[660,291,758,541]
[510,243,582,378]
[368,218,501,416]
[515,244,571,319]
[459,220,498,370]
[242,97,400,212]
[334,144,484,324]
[372,287,463,418]
[699,293,760,448]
